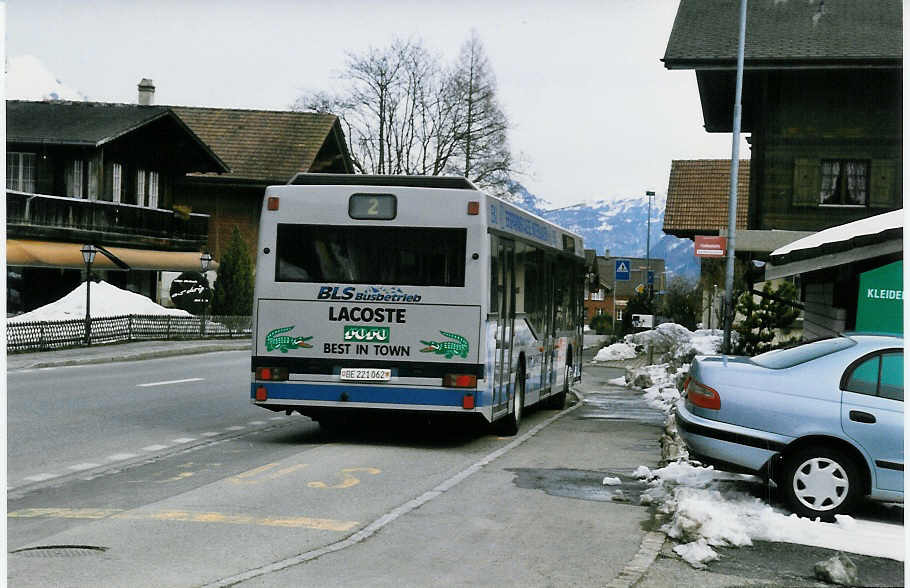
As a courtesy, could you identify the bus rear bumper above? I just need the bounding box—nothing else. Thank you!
[251,382,492,422]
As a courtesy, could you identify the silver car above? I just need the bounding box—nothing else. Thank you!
[676,333,903,520]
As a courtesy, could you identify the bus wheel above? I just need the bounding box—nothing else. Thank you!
[547,364,570,410]
[497,367,525,436]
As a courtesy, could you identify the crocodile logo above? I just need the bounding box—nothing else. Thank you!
[265,326,313,353]
[420,331,469,359]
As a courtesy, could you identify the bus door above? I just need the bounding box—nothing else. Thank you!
[543,257,557,393]
[493,238,515,415]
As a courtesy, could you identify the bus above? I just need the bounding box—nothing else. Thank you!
[250,174,587,434]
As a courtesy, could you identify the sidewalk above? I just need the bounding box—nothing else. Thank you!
[5,338,251,371]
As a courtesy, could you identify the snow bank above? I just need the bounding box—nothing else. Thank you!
[635,462,906,567]
[9,281,191,323]
[625,323,723,363]
[593,342,637,361]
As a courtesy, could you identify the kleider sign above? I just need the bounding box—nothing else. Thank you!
[694,236,726,258]
[856,261,903,334]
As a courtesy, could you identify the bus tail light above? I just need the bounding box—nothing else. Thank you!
[467,201,480,215]
[267,196,280,210]
[686,377,721,410]
[255,386,268,401]
[256,367,288,381]
[444,374,477,388]
[462,394,475,410]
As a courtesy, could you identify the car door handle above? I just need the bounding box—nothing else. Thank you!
[849,410,876,424]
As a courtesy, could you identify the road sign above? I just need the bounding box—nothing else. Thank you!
[695,235,727,257]
[615,259,631,281]
[647,270,654,285]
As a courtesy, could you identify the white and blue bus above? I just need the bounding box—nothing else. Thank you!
[250,174,586,434]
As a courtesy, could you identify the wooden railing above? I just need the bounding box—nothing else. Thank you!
[7,190,209,247]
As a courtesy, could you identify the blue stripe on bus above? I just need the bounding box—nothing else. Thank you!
[251,382,479,407]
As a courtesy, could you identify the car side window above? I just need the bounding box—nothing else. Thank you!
[844,356,880,396]
[879,352,903,402]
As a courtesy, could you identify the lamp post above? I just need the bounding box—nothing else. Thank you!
[200,252,212,337]
[81,244,97,346]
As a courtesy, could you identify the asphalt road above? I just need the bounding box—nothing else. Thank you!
[7,348,904,587]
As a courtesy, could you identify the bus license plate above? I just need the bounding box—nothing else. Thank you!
[340,368,391,382]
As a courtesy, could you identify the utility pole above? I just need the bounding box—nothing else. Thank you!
[645,190,655,301]
[723,0,748,354]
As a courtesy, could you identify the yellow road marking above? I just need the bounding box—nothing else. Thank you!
[9,508,357,532]
[308,467,381,489]
[229,463,309,485]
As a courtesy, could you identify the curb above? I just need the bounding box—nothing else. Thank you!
[9,342,252,370]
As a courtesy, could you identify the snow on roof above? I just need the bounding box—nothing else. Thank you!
[771,209,903,259]
[9,280,191,323]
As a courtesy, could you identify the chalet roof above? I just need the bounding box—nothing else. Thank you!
[170,106,352,184]
[663,159,749,237]
[6,100,228,173]
[663,0,902,69]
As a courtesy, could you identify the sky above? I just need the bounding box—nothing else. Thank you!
[5,0,749,208]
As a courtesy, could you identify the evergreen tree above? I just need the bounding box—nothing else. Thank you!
[211,226,254,316]
[733,281,800,356]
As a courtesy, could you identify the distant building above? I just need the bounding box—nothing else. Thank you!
[584,250,666,326]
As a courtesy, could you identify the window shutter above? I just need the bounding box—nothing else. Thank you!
[870,159,897,208]
[792,158,819,207]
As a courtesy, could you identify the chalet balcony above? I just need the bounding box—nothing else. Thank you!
[7,190,209,251]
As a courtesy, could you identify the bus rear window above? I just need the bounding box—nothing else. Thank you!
[276,224,466,286]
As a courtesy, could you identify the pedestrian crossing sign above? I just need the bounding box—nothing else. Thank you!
[615,260,631,281]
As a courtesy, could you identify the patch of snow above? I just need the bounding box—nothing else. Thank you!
[602,476,621,486]
[772,209,902,257]
[607,376,627,386]
[593,342,637,361]
[9,281,191,323]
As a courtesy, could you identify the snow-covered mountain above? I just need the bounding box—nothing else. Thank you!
[507,183,700,281]
[6,55,88,101]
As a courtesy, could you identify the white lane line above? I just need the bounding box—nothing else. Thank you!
[137,378,204,388]
[226,426,245,431]
[24,473,59,483]
[269,416,285,420]
[172,438,197,444]
[248,421,266,425]
[107,453,139,461]
[67,463,101,471]
[142,444,169,452]
[201,432,220,437]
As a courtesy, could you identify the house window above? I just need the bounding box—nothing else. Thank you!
[820,160,868,206]
[616,309,623,321]
[66,160,85,198]
[148,171,159,208]
[6,152,36,192]
[112,163,123,203]
[136,168,146,205]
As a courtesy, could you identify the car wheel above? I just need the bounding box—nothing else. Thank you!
[497,366,525,436]
[782,446,861,520]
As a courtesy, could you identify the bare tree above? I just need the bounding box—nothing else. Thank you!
[293,33,514,194]
[448,31,513,194]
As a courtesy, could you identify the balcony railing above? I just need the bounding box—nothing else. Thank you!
[7,190,209,248]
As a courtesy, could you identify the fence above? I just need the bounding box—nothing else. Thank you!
[7,314,252,353]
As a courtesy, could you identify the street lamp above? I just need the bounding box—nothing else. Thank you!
[81,244,97,346]
[200,252,212,337]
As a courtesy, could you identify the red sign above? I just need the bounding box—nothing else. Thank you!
[694,236,727,258]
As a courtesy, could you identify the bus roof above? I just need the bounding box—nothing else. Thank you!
[288,173,479,191]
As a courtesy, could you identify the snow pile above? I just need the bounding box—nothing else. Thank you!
[625,323,724,363]
[593,341,637,361]
[635,462,906,568]
[9,281,191,323]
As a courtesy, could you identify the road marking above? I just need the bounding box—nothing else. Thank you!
[308,468,381,490]
[201,432,220,437]
[204,395,584,587]
[142,445,169,452]
[107,453,139,461]
[229,463,309,485]
[67,463,101,471]
[137,378,204,388]
[226,426,245,431]
[172,438,196,444]
[248,421,267,425]
[8,508,357,531]
[23,473,59,483]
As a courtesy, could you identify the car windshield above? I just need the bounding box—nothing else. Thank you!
[751,336,856,369]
